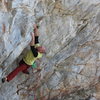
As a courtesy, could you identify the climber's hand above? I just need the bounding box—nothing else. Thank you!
[33,68,42,73]
[33,69,37,73]
[37,68,42,72]
[33,24,39,36]
[34,24,39,29]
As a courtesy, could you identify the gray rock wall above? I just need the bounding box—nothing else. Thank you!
[0,0,100,100]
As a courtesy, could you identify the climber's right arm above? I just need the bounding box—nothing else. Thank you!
[30,25,40,57]
[30,32,38,57]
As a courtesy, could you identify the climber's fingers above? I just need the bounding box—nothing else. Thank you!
[36,25,39,29]
[33,24,39,29]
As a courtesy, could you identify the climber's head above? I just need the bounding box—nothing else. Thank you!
[37,46,46,53]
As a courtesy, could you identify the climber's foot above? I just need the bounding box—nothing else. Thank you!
[2,77,7,83]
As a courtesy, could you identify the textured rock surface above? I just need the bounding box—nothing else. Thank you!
[0,0,100,100]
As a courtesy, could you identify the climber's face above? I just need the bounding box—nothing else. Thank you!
[37,46,46,53]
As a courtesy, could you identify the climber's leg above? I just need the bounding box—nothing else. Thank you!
[6,63,30,82]
[22,69,30,74]
[19,60,30,74]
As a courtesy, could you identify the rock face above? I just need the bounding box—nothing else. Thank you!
[0,0,100,100]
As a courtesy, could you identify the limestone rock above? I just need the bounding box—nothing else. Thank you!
[0,0,100,100]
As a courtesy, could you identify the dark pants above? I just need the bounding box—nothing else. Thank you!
[7,60,30,82]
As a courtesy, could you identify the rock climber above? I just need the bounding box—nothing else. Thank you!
[2,24,46,83]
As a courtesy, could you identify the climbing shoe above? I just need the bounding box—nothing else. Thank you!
[2,78,6,83]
